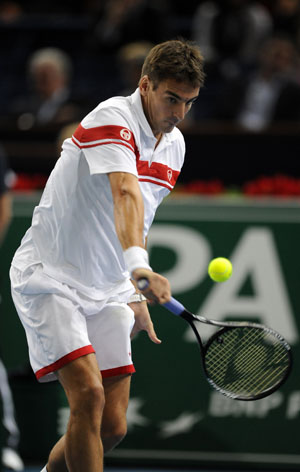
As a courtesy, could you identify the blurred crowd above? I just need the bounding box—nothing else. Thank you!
[2,3,300,469]
[1,0,300,134]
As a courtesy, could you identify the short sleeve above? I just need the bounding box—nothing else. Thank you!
[71,106,139,177]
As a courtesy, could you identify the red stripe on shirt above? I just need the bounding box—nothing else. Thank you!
[72,137,134,153]
[72,123,180,189]
[139,178,173,190]
[73,124,137,151]
[137,160,180,188]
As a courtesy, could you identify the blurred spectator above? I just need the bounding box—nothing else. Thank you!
[0,146,12,244]
[0,146,23,471]
[272,0,300,45]
[2,0,87,15]
[0,1,22,23]
[88,0,169,53]
[213,35,300,131]
[9,47,84,130]
[116,41,153,95]
[0,1,25,114]
[0,357,24,471]
[192,0,273,80]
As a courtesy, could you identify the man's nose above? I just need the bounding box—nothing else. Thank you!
[173,103,186,121]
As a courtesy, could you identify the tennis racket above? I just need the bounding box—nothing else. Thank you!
[137,279,292,401]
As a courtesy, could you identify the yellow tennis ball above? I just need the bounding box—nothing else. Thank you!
[208,257,233,282]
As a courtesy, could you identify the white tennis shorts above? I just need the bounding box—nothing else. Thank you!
[10,264,135,383]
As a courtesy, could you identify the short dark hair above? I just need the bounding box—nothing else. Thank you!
[141,39,205,89]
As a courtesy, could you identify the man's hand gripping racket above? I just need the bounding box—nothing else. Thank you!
[137,278,292,401]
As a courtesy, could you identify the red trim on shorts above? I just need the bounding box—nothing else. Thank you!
[101,364,135,378]
[35,345,95,380]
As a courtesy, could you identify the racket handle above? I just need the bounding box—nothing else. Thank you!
[163,298,185,316]
[136,278,185,316]
[136,278,149,291]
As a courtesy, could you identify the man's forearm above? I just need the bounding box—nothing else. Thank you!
[109,172,145,250]
[113,191,144,249]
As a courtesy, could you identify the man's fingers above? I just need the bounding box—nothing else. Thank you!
[130,324,139,339]
[135,271,171,305]
[148,326,162,344]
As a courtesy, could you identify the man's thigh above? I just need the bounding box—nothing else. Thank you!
[86,302,135,377]
[58,353,103,407]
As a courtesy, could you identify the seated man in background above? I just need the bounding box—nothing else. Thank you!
[213,35,300,131]
[10,47,84,130]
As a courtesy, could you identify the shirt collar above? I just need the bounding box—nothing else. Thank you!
[130,88,177,144]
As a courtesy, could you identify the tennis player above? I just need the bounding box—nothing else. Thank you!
[10,39,205,472]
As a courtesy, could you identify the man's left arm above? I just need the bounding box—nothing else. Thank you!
[128,236,162,344]
[129,299,161,344]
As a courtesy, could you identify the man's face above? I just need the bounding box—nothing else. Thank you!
[139,77,199,137]
[33,63,66,98]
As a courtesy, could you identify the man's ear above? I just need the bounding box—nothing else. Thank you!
[139,75,150,96]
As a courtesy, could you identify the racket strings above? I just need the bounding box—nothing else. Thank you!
[204,327,290,398]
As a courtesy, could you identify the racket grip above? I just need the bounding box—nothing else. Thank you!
[136,279,185,315]
[163,298,185,316]
[136,278,149,291]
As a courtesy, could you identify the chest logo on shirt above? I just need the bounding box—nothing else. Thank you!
[167,169,173,182]
[120,128,131,141]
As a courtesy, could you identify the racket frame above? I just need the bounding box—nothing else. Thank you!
[136,280,293,400]
[180,308,293,401]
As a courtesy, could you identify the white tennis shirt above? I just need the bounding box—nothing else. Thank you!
[12,88,185,300]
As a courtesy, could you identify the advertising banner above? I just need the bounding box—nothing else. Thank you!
[1,195,300,468]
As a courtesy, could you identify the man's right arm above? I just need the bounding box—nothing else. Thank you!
[108,171,171,304]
